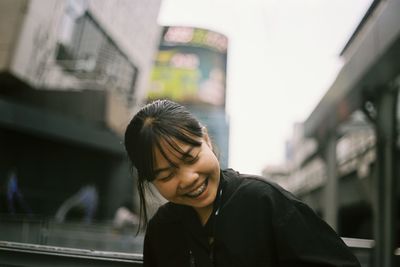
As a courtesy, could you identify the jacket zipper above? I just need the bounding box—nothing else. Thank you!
[189,250,195,267]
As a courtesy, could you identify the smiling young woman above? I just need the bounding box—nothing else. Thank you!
[151,134,220,225]
[124,99,361,267]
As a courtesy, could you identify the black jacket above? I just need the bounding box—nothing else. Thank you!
[143,169,361,267]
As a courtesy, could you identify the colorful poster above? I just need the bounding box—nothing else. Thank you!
[148,26,228,107]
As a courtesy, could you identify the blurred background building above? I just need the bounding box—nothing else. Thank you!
[0,0,162,252]
[263,1,400,266]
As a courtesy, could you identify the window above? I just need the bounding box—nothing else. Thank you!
[56,0,138,106]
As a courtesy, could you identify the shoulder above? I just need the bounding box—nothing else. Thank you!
[222,169,320,224]
[145,202,185,245]
[222,168,300,203]
[148,201,183,227]
[221,168,307,221]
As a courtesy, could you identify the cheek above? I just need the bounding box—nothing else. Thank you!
[203,151,220,170]
[154,181,177,199]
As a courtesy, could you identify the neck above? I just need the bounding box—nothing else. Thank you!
[194,205,213,225]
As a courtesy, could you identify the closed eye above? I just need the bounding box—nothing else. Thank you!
[158,171,175,182]
[184,155,199,164]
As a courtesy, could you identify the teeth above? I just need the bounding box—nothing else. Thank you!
[186,180,207,198]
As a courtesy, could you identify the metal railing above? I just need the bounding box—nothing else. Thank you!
[0,241,143,267]
[0,214,144,253]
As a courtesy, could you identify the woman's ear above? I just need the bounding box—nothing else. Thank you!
[202,127,212,148]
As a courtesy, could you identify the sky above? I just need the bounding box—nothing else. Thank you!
[158,0,373,175]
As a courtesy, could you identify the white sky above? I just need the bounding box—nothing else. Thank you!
[158,0,373,175]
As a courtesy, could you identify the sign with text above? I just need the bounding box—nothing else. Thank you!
[148,26,228,107]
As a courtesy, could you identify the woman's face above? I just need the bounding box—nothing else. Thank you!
[151,133,220,216]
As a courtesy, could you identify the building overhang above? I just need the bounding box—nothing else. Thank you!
[0,97,125,155]
[304,0,400,142]
[0,74,125,156]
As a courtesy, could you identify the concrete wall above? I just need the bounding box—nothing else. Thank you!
[0,0,28,72]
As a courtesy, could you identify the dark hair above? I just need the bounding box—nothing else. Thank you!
[124,99,204,231]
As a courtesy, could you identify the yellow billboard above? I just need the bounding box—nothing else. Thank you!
[148,26,228,107]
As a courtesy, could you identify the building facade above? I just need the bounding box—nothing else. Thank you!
[264,1,400,266]
[0,0,162,252]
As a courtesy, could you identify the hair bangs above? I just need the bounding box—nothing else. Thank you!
[153,136,179,171]
[161,123,203,146]
[148,124,202,176]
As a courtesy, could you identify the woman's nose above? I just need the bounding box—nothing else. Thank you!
[177,167,199,190]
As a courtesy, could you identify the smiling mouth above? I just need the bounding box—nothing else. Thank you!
[185,177,209,198]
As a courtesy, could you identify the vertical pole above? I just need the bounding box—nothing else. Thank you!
[324,133,338,231]
[373,85,398,267]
